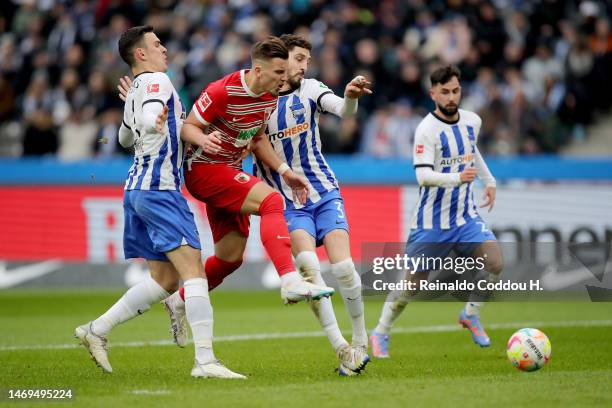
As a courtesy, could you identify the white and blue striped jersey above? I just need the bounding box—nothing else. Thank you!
[123,72,186,191]
[254,79,339,209]
[410,109,481,230]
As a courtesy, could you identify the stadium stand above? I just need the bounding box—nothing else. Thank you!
[0,0,611,159]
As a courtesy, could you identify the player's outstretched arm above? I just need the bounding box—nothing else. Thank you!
[319,76,373,119]
[344,75,372,99]
[251,131,309,204]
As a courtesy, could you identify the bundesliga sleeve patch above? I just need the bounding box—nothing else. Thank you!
[197,92,212,113]
[415,144,425,154]
[147,84,160,93]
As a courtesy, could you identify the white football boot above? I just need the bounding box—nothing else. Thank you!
[191,361,247,379]
[162,296,188,347]
[281,279,335,304]
[74,322,113,373]
[337,345,370,376]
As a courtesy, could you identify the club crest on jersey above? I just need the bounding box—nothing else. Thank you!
[289,103,305,119]
[234,172,251,184]
[147,84,159,93]
[415,144,425,154]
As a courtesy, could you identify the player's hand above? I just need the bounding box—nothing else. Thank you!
[282,170,309,205]
[155,106,169,133]
[231,141,253,166]
[459,167,477,183]
[197,130,223,155]
[344,75,372,99]
[117,76,132,102]
[480,186,496,212]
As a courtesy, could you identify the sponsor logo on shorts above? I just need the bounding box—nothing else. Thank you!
[234,173,251,183]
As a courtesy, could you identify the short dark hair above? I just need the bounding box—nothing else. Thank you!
[430,65,461,86]
[118,25,154,67]
[279,34,312,52]
[251,37,289,61]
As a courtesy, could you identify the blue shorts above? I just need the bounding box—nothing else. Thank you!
[406,215,496,272]
[123,190,201,261]
[284,189,349,247]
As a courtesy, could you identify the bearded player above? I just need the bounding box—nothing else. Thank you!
[370,65,503,358]
[253,34,372,376]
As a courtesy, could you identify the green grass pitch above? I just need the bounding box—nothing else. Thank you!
[1,290,611,407]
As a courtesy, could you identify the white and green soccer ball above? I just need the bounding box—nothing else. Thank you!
[506,328,551,372]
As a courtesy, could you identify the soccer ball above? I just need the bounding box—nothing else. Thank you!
[506,328,551,372]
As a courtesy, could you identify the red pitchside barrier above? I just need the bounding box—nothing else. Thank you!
[0,186,402,263]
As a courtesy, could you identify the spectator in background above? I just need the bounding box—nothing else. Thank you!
[360,100,422,158]
[0,0,611,159]
[22,73,57,156]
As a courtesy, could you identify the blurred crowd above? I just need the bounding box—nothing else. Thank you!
[1,0,611,159]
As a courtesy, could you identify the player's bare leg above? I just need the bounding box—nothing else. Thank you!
[242,181,335,303]
[460,240,504,347]
[371,270,429,358]
[75,260,178,373]
[166,245,245,379]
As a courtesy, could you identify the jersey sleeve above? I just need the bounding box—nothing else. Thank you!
[303,79,334,113]
[142,73,174,108]
[413,123,435,167]
[192,82,225,125]
[466,111,482,143]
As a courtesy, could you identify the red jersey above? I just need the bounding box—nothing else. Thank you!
[189,69,278,168]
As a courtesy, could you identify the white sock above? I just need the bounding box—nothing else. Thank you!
[91,277,169,337]
[183,278,215,364]
[465,301,482,316]
[296,251,348,352]
[466,272,499,315]
[331,258,368,348]
[374,290,409,335]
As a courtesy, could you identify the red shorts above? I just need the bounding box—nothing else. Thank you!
[185,163,261,242]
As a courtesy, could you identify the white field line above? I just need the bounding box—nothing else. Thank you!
[1,319,611,352]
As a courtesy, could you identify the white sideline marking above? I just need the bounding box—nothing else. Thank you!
[1,320,611,352]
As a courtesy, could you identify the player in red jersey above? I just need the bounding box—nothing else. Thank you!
[176,37,335,307]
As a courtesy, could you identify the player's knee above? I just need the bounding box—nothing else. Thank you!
[331,258,360,286]
[259,192,284,215]
[485,256,503,275]
[295,251,321,281]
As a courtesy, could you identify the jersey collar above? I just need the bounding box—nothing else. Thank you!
[133,71,154,79]
[432,111,460,125]
[240,69,265,97]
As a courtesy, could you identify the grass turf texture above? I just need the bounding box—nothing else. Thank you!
[1,290,611,407]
